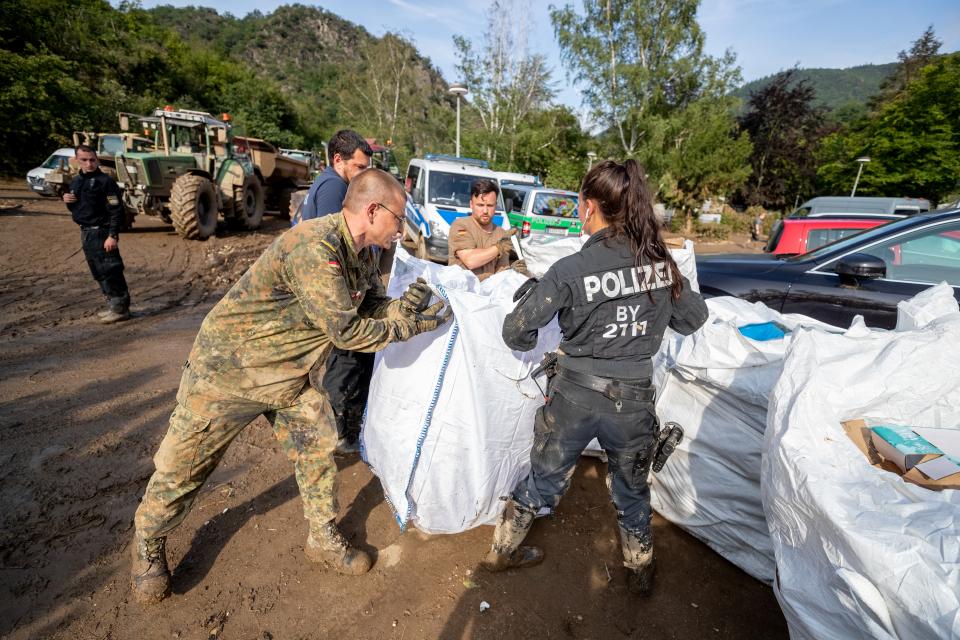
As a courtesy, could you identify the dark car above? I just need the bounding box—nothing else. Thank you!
[697,209,960,329]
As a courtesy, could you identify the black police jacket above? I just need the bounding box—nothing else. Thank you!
[503,228,708,381]
[67,169,125,237]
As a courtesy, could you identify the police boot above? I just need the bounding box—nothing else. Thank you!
[305,520,372,575]
[620,528,656,596]
[481,500,543,572]
[333,412,360,455]
[100,308,131,324]
[130,534,171,604]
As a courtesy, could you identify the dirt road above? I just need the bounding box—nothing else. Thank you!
[0,188,787,639]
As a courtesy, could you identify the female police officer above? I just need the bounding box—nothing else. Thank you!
[481,159,708,596]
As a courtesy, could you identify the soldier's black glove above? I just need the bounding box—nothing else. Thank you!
[400,277,433,314]
[513,277,539,302]
[394,299,453,341]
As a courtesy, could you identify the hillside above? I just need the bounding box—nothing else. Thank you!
[733,63,897,114]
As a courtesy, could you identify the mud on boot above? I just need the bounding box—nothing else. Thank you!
[481,500,543,572]
[620,527,655,596]
[131,534,171,604]
[305,520,372,575]
[626,559,656,596]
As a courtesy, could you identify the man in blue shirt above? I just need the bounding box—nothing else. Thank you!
[293,130,373,226]
[293,130,378,454]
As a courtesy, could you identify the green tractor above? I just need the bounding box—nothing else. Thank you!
[114,108,265,239]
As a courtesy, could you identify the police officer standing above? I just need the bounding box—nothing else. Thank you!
[481,160,708,596]
[63,144,131,323]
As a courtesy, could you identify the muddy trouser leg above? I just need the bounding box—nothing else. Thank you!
[266,384,340,528]
[320,348,374,442]
[82,227,130,312]
[135,367,265,540]
[596,402,658,571]
[510,376,602,518]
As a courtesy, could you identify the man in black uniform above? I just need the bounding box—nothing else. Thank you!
[481,159,708,596]
[63,145,131,323]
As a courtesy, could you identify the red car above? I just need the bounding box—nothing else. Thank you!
[765,217,898,256]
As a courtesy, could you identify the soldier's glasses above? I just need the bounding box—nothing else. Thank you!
[377,202,406,230]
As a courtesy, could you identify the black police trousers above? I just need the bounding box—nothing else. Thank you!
[81,227,129,312]
[512,373,658,541]
[320,347,375,443]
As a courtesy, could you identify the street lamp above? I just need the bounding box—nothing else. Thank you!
[586,151,597,170]
[850,156,871,197]
[448,83,468,157]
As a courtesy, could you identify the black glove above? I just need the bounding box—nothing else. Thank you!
[513,277,539,302]
[400,277,433,314]
[395,299,453,341]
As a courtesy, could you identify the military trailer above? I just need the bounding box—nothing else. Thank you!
[234,136,312,217]
[113,108,264,239]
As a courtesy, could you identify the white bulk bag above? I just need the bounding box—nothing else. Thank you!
[763,283,960,639]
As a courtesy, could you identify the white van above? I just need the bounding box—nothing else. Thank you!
[26,148,75,196]
[403,154,508,262]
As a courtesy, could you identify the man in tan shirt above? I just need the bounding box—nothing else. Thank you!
[448,179,516,281]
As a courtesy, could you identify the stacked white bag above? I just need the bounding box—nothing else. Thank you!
[763,283,960,639]
[650,298,844,583]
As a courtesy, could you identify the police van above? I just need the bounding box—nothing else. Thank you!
[403,154,509,263]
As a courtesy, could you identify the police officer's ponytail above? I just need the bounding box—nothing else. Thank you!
[581,160,684,299]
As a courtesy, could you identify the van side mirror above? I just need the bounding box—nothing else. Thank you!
[836,253,886,287]
[411,187,423,205]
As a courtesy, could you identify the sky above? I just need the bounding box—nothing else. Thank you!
[137,0,960,115]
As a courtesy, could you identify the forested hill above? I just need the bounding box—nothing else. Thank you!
[0,1,453,174]
[144,4,450,109]
[733,63,898,114]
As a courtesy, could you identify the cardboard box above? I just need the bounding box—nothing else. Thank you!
[842,419,960,491]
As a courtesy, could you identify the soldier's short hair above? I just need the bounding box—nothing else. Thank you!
[471,179,499,199]
[328,130,373,163]
[343,168,405,212]
[75,144,97,156]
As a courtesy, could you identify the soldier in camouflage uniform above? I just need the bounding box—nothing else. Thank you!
[131,169,449,603]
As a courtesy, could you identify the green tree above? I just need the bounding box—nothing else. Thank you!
[551,0,739,157]
[739,69,827,209]
[454,0,555,165]
[817,53,960,203]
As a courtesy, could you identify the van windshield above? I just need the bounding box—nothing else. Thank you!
[41,154,64,169]
[428,171,504,212]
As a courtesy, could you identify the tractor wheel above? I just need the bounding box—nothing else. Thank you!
[415,234,430,261]
[170,174,218,240]
[230,176,265,230]
[274,187,294,220]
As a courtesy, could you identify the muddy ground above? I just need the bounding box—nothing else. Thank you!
[0,184,785,639]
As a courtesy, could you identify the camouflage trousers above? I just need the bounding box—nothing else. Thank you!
[135,364,339,540]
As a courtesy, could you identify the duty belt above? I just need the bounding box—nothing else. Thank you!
[555,365,655,404]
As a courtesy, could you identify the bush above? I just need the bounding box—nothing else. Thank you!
[694,220,731,241]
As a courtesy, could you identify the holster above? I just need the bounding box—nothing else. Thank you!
[531,351,559,380]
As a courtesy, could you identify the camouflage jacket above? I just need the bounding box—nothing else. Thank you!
[188,213,405,405]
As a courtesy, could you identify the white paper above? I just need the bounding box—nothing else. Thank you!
[913,427,960,459]
[914,456,960,481]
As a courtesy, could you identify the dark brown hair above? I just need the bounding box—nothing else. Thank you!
[470,178,499,199]
[580,159,683,299]
[75,144,97,156]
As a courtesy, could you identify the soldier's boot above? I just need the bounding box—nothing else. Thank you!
[305,520,373,575]
[97,308,113,319]
[130,534,171,604]
[620,527,656,596]
[481,500,543,572]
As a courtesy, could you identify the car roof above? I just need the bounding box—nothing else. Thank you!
[529,188,578,197]
[410,157,500,178]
